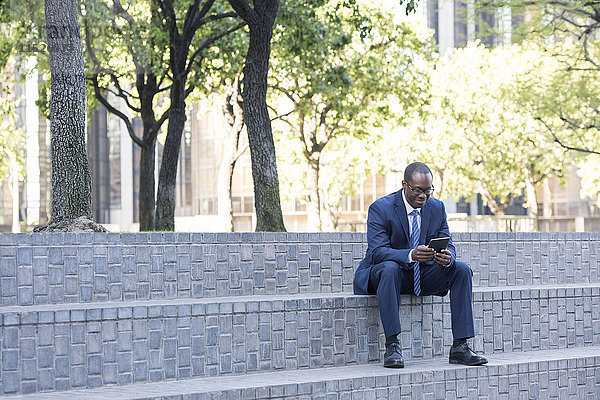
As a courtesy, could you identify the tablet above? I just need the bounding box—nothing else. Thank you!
[428,237,450,253]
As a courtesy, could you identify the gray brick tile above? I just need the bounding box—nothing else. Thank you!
[3,234,600,397]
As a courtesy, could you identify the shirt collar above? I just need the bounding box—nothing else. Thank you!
[402,189,419,216]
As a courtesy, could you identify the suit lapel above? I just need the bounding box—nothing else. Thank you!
[419,200,431,245]
[394,190,410,239]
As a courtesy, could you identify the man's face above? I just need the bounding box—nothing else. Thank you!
[402,172,433,209]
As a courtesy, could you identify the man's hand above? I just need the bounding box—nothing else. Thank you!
[433,249,452,266]
[412,245,435,262]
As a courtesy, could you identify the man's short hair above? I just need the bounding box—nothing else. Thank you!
[404,162,432,182]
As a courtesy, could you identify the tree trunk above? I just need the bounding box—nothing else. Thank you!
[134,71,161,231]
[10,153,19,233]
[301,110,332,231]
[155,82,186,231]
[155,32,188,231]
[543,180,553,217]
[481,190,506,216]
[44,0,94,225]
[84,3,168,232]
[241,13,286,231]
[217,151,235,231]
[153,0,238,231]
[137,80,161,231]
[524,168,539,218]
[306,157,322,231]
[434,167,445,199]
[319,194,335,231]
[218,79,245,232]
[138,140,156,230]
[217,140,237,232]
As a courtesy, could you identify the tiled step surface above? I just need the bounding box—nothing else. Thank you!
[0,235,363,307]
[2,284,599,395]
[0,293,379,396]
[2,233,599,306]
[460,236,600,288]
[5,346,600,400]
[2,232,599,398]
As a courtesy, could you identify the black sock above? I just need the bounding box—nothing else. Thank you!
[386,334,400,346]
[452,338,467,347]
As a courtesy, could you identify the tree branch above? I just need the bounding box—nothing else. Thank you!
[157,0,177,34]
[109,75,141,113]
[84,15,142,115]
[187,0,218,33]
[270,108,295,123]
[269,83,299,104]
[233,142,248,162]
[184,22,246,80]
[111,0,146,73]
[226,0,256,24]
[195,11,239,29]
[153,108,170,137]
[537,117,600,155]
[90,74,144,147]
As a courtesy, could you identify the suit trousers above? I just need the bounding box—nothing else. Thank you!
[368,260,475,339]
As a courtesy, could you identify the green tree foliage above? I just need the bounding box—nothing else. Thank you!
[80,0,243,231]
[154,0,243,231]
[408,42,570,216]
[504,1,600,209]
[0,0,30,182]
[0,0,46,67]
[489,1,600,150]
[271,0,433,230]
[0,91,24,185]
[81,0,171,231]
[190,24,247,232]
[0,86,25,233]
[514,39,600,207]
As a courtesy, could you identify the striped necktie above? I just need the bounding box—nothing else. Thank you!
[410,209,421,296]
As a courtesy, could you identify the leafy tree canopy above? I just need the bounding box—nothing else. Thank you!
[0,87,24,184]
[407,42,570,216]
[271,0,434,228]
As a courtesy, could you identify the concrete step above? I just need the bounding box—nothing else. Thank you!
[4,346,600,400]
[2,232,599,306]
[2,285,600,395]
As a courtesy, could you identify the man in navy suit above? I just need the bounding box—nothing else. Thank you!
[353,162,487,368]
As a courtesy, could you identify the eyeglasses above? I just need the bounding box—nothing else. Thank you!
[405,182,434,196]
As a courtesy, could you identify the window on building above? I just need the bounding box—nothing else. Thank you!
[478,9,497,47]
[176,110,193,215]
[363,176,374,211]
[376,175,386,199]
[428,0,439,44]
[295,199,307,213]
[454,0,468,47]
[456,197,471,215]
[232,196,242,213]
[107,117,121,208]
[351,196,361,212]
[243,196,254,214]
[339,195,349,212]
[200,197,216,215]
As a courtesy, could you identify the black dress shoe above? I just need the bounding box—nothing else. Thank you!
[383,342,404,368]
[449,342,487,366]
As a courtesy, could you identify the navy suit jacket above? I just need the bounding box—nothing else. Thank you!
[353,190,456,295]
